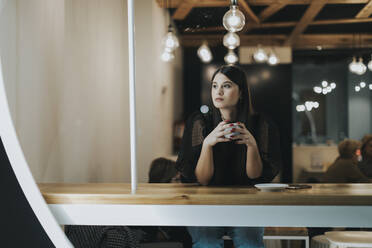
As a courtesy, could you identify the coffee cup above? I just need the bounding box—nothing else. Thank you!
[224,123,241,139]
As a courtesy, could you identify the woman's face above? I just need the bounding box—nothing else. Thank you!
[211,72,240,110]
[364,140,372,159]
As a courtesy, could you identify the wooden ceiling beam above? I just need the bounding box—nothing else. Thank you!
[180,34,372,49]
[238,0,260,24]
[185,17,372,33]
[356,0,372,18]
[259,2,288,22]
[156,0,368,8]
[284,0,327,45]
[172,0,197,20]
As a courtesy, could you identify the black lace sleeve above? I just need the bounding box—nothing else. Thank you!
[175,112,206,183]
[252,116,282,183]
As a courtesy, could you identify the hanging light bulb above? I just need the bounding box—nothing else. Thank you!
[222,0,246,32]
[268,52,279,65]
[369,84,372,90]
[355,85,361,92]
[368,54,372,71]
[224,49,238,64]
[349,56,358,74]
[360,81,366,88]
[330,82,336,89]
[355,57,367,75]
[253,45,268,63]
[197,42,213,63]
[161,50,174,62]
[313,86,322,94]
[223,32,240,49]
[162,25,179,52]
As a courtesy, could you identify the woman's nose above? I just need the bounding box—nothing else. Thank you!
[217,87,223,95]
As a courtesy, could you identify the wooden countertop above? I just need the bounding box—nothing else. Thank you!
[38,183,372,206]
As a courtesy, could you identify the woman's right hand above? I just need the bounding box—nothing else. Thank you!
[203,121,232,147]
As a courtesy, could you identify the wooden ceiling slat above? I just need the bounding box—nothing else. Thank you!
[180,34,372,49]
[284,0,327,45]
[239,0,260,24]
[259,2,288,22]
[187,17,372,32]
[356,0,372,18]
[172,0,196,20]
[156,0,368,8]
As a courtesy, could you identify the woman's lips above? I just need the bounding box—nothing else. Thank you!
[215,98,224,102]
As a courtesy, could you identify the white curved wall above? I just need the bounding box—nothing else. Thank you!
[1,0,182,184]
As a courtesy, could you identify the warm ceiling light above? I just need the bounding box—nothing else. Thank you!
[330,82,336,89]
[296,105,305,112]
[360,81,366,88]
[253,46,268,63]
[368,55,372,71]
[355,85,361,92]
[222,0,245,32]
[223,32,240,49]
[160,50,174,62]
[313,86,322,94]
[268,53,279,65]
[321,80,328,87]
[162,25,179,52]
[224,49,238,64]
[349,56,358,74]
[197,42,213,63]
[355,57,367,75]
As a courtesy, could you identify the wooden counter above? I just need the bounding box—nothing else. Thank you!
[39,183,372,227]
[39,183,372,205]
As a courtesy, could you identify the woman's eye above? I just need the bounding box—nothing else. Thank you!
[212,84,217,89]
[224,84,231,88]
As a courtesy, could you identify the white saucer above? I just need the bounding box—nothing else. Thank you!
[254,183,289,192]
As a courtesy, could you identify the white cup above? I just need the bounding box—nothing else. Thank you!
[224,123,241,139]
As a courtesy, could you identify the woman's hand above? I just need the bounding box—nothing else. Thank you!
[230,122,258,147]
[203,121,232,147]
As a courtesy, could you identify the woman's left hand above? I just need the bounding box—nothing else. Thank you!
[229,122,258,147]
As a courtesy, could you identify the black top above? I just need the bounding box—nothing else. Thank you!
[358,159,372,178]
[175,110,281,185]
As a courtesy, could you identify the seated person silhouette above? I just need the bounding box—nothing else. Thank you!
[134,157,191,248]
[358,134,372,178]
[323,139,370,183]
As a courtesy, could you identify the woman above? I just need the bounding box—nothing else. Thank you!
[175,65,281,248]
[359,134,372,178]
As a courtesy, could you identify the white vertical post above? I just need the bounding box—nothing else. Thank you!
[127,0,137,193]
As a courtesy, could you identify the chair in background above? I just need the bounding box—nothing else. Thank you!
[325,231,372,248]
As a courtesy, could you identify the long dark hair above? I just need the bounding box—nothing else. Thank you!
[210,65,255,127]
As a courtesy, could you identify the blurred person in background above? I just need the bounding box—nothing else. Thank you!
[358,134,372,178]
[323,139,370,183]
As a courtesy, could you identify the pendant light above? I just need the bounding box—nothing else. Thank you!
[222,0,245,32]
[224,49,238,64]
[253,45,268,63]
[349,56,358,74]
[223,32,240,49]
[197,41,213,63]
[368,54,372,71]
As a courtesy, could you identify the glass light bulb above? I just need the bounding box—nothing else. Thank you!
[161,50,174,62]
[321,80,328,87]
[330,82,336,89]
[223,32,240,49]
[268,53,279,65]
[224,49,238,64]
[313,86,322,94]
[313,102,319,108]
[197,43,213,63]
[369,84,372,90]
[368,56,372,71]
[322,88,327,95]
[163,31,179,52]
[305,101,313,111]
[296,105,305,112]
[222,5,245,32]
[349,57,358,74]
[355,86,361,92]
[360,81,366,88]
[253,47,268,63]
[355,57,366,75]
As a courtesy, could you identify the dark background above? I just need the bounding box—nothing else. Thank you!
[0,138,54,247]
